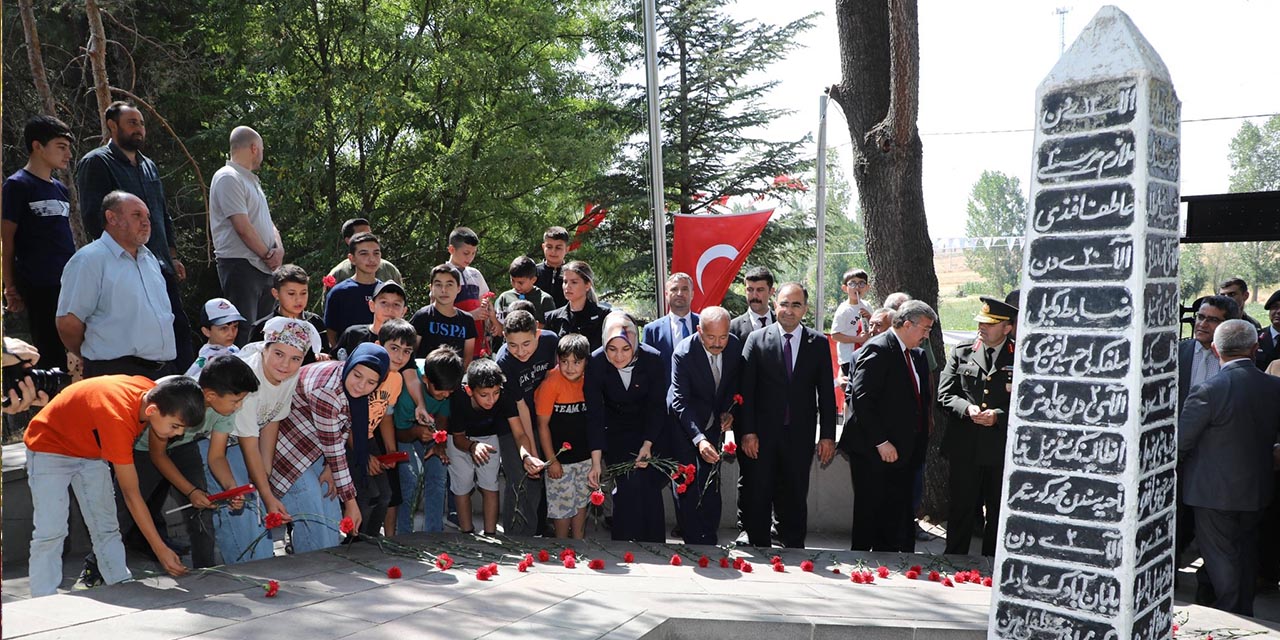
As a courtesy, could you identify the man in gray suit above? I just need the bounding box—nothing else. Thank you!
[1179,319,1280,616]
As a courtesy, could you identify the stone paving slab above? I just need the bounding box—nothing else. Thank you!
[5,534,1280,639]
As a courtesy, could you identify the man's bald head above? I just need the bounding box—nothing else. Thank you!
[229,126,264,170]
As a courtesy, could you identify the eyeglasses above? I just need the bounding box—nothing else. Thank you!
[1194,313,1224,325]
[846,280,868,288]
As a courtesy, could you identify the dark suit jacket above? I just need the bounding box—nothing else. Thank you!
[1257,327,1279,370]
[1179,358,1280,511]
[584,343,667,455]
[644,312,699,384]
[937,338,1015,465]
[667,333,743,445]
[730,310,775,344]
[740,324,836,445]
[842,330,932,466]
[1177,338,1196,412]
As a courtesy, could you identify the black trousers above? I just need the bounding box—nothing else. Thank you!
[944,457,1003,556]
[850,458,915,552]
[1258,471,1280,584]
[672,435,721,545]
[739,430,813,548]
[82,356,176,380]
[1194,506,1263,616]
[163,269,195,371]
[16,282,67,371]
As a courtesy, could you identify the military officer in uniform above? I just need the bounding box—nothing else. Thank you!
[938,296,1017,556]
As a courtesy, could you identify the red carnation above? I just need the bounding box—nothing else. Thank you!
[670,554,683,566]
[909,565,922,573]
[832,568,841,575]
[623,551,635,563]
[339,517,355,535]
[432,430,448,444]
[435,553,454,570]
[982,577,993,587]
[670,471,682,480]
[770,555,782,565]
[722,442,737,455]
[955,573,968,584]
[773,562,785,573]
[719,557,730,568]
[741,562,753,573]
[524,553,534,564]
[264,512,285,529]
[538,549,551,562]
[928,570,941,582]
[851,573,864,584]
[561,441,573,451]
[682,465,696,480]
[905,570,920,580]
[733,558,745,570]
[263,579,280,597]
[590,490,605,506]
[676,483,688,495]
[487,562,499,575]
[563,557,577,569]
[698,556,710,568]
[863,571,874,584]
[387,566,402,579]
[322,275,337,289]
[942,578,954,587]
[518,561,530,573]
[589,559,605,570]
[1172,625,1179,633]
[560,548,576,560]
[800,560,814,572]
[477,566,493,580]
[876,566,890,579]
[733,393,744,405]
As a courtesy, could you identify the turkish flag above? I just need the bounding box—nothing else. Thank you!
[671,209,773,312]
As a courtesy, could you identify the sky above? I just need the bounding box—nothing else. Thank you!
[729,0,1280,239]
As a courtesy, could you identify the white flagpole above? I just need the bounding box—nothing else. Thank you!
[814,93,829,331]
[643,0,668,316]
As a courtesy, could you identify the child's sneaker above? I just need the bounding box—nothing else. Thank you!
[73,564,104,591]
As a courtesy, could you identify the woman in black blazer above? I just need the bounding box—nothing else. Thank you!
[584,311,667,542]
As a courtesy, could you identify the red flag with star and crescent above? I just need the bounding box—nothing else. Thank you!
[671,209,773,312]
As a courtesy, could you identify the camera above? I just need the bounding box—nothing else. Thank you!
[2,365,71,407]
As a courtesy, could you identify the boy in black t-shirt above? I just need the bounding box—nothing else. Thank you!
[248,264,328,361]
[494,310,558,535]
[333,280,408,361]
[2,116,76,370]
[446,359,519,535]
[404,264,475,424]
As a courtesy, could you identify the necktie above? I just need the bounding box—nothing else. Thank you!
[783,333,794,425]
[679,318,690,340]
[904,348,920,403]
[711,353,722,390]
[757,316,766,329]
[984,347,994,371]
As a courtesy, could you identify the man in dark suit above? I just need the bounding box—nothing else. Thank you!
[643,273,699,380]
[1217,277,1262,331]
[937,296,1016,556]
[1180,319,1280,616]
[730,266,776,343]
[668,306,742,544]
[1175,295,1239,566]
[1257,290,1280,370]
[739,282,836,548]
[842,300,937,552]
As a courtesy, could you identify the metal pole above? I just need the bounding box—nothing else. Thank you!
[643,0,668,317]
[814,93,829,331]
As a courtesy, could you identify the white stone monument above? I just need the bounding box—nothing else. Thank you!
[990,6,1180,639]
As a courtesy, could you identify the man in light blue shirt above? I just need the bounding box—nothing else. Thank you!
[57,190,176,378]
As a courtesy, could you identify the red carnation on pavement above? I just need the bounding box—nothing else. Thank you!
[264,512,285,529]
[851,573,864,584]
[905,570,920,580]
[477,566,493,581]
[435,553,454,570]
[561,441,573,451]
[676,483,688,495]
[733,558,745,570]
[909,565,922,573]
[590,490,605,507]
[863,571,875,583]
[524,553,534,564]
[589,559,605,570]
[487,562,499,575]
[386,566,402,579]
[772,562,785,573]
[800,560,814,572]
[741,562,753,573]
[942,578,954,587]
[518,561,530,573]
[982,577,993,587]
[770,555,782,565]
[560,548,576,560]
[623,551,635,563]
[876,566,890,579]
[832,568,841,575]
[322,275,337,289]
[955,573,968,584]
[928,570,941,582]
[720,557,730,568]
[722,442,737,455]
[339,517,355,535]
[538,549,551,562]
[263,580,280,597]
[670,554,683,566]
[698,556,710,568]
[432,430,448,444]
[563,557,577,569]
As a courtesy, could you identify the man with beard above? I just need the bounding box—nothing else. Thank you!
[77,102,194,370]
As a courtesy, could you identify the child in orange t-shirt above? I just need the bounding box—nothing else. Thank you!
[535,334,601,539]
[23,375,206,596]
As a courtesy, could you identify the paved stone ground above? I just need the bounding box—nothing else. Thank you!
[4,523,1280,640]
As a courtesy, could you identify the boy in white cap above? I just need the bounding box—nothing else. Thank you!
[185,298,247,377]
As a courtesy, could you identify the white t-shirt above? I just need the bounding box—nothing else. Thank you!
[209,160,275,274]
[231,343,297,438]
[832,299,873,365]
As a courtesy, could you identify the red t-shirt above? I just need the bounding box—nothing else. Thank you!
[24,375,153,465]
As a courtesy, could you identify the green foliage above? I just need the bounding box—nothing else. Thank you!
[1180,243,1208,301]
[1225,116,1280,299]
[963,170,1026,296]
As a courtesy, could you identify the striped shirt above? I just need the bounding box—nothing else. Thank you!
[269,361,357,502]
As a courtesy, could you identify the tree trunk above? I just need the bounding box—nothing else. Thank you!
[20,0,89,247]
[829,0,949,521]
[85,0,113,141]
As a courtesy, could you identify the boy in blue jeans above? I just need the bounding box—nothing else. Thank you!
[391,345,464,534]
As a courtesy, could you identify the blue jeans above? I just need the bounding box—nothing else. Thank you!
[26,451,130,596]
[396,441,446,533]
[279,458,343,552]
[198,439,272,563]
